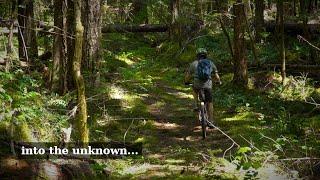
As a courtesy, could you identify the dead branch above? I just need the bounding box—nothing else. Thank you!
[297,35,320,52]
[274,157,320,161]
[207,122,240,158]
[123,119,136,145]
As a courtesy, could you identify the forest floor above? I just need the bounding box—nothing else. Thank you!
[1,33,319,179]
[83,34,320,179]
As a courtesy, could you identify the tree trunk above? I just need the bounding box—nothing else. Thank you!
[254,0,265,42]
[170,0,180,41]
[73,0,89,144]
[171,0,179,24]
[169,0,182,46]
[300,0,310,39]
[215,0,233,59]
[244,0,252,17]
[67,0,75,91]
[279,0,286,85]
[82,0,102,86]
[6,0,16,72]
[132,0,148,24]
[51,0,68,94]
[293,0,297,16]
[233,3,248,88]
[17,0,38,62]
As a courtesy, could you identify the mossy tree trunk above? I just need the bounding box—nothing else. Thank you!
[73,0,89,144]
[232,3,248,88]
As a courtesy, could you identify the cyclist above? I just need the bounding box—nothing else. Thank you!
[185,48,221,127]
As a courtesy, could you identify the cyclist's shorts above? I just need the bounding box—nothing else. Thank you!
[193,88,212,103]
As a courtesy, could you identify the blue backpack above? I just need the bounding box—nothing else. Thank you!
[197,59,212,81]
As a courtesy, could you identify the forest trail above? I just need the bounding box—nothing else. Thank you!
[91,42,289,179]
[90,50,236,178]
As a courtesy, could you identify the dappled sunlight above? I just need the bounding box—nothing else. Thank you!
[164,159,186,165]
[121,163,158,176]
[146,153,165,160]
[109,84,126,100]
[153,121,182,130]
[167,91,194,99]
[115,53,136,65]
[173,136,201,142]
[222,111,259,122]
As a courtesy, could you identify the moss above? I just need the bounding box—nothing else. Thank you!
[0,121,10,138]
[15,122,33,142]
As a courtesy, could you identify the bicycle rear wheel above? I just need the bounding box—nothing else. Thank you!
[200,102,207,139]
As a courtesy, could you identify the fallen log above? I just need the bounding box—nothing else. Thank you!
[220,63,320,73]
[249,64,320,77]
[101,24,168,33]
[265,22,320,34]
[1,24,168,34]
[260,64,320,71]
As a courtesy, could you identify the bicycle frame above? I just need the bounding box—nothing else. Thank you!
[198,89,208,139]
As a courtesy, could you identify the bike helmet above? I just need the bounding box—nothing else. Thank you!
[196,48,208,55]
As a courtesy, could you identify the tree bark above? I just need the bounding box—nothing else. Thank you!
[51,0,68,94]
[82,0,102,86]
[170,0,180,41]
[67,0,75,91]
[244,0,252,17]
[279,0,286,85]
[300,0,310,39]
[254,0,265,42]
[171,0,179,25]
[17,0,38,62]
[293,0,297,16]
[73,0,89,144]
[233,3,248,88]
[6,0,16,72]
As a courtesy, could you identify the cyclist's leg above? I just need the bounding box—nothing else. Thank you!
[204,89,214,123]
[192,87,200,110]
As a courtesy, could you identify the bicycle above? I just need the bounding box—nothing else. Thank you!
[186,84,215,139]
[197,88,216,139]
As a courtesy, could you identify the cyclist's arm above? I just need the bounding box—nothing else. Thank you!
[213,72,222,84]
[211,62,222,84]
[185,63,194,84]
[185,71,192,84]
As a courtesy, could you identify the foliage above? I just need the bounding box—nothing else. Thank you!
[0,70,69,142]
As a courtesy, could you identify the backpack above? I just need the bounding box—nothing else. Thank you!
[197,59,212,81]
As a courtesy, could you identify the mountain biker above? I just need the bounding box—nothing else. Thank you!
[184,48,222,126]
